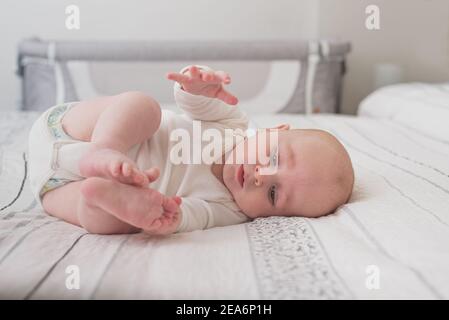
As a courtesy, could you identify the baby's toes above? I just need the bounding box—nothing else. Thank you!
[164,211,174,219]
[109,161,122,177]
[149,218,162,229]
[122,162,133,177]
[132,168,149,186]
[132,171,143,184]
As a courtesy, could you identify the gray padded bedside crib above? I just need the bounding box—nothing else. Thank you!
[16,38,350,114]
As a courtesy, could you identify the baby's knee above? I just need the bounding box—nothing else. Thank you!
[120,91,161,120]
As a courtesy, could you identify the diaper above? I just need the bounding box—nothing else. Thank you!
[28,102,146,208]
[28,102,87,207]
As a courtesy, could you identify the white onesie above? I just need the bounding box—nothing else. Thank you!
[131,67,250,232]
[28,66,250,233]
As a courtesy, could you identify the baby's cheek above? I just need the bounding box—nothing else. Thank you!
[237,191,265,218]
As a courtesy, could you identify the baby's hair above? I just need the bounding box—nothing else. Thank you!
[320,129,354,205]
[290,128,354,216]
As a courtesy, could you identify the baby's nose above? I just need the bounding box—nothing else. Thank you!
[254,165,263,186]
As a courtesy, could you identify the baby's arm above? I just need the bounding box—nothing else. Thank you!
[144,197,249,235]
[167,65,238,105]
[167,65,248,130]
[176,198,249,232]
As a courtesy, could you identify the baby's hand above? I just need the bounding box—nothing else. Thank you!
[166,65,239,105]
[144,197,182,235]
[133,167,181,234]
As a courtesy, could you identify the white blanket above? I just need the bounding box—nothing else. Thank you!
[1,110,449,299]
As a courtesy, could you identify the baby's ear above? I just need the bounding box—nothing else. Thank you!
[273,124,290,131]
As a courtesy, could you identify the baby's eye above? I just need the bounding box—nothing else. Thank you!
[269,185,276,206]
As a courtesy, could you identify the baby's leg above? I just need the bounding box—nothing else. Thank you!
[66,91,162,185]
[43,91,162,232]
[43,180,138,234]
[62,91,161,150]
[43,176,174,234]
[88,91,161,153]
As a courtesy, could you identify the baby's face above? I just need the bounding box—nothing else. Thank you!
[222,128,354,219]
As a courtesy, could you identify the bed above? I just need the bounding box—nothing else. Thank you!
[1,81,449,299]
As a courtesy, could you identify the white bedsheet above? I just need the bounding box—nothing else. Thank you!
[1,110,449,299]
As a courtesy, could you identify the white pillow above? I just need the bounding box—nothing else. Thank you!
[358,82,449,143]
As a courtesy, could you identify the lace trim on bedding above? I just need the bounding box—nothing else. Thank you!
[246,216,351,299]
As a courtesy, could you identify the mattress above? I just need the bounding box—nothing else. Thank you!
[1,109,449,299]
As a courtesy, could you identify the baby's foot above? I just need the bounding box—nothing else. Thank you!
[79,148,149,187]
[80,177,181,231]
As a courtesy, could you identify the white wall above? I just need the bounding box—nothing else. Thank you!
[0,0,318,111]
[3,0,447,115]
[319,0,449,114]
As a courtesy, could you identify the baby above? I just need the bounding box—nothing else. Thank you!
[28,65,354,235]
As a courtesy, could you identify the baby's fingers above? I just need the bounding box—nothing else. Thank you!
[216,87,239,105]
[200,70,231,84]
[162,196,181,214]
[166,72,190,84]
[144,167,160,183]
[215,70,231,84]
[172,196,182,206]
[145,212,178,235]
[189,65,201,79]
[200,70,215,82]
[148,218,162,229]
[199,71,221,84]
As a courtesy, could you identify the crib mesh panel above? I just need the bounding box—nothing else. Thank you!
[17,39,350,113]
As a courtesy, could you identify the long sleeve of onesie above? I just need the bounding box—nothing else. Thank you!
[172,65,250,233]
[173,65,248,131]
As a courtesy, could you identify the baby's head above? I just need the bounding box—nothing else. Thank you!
[223,125,354,219]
